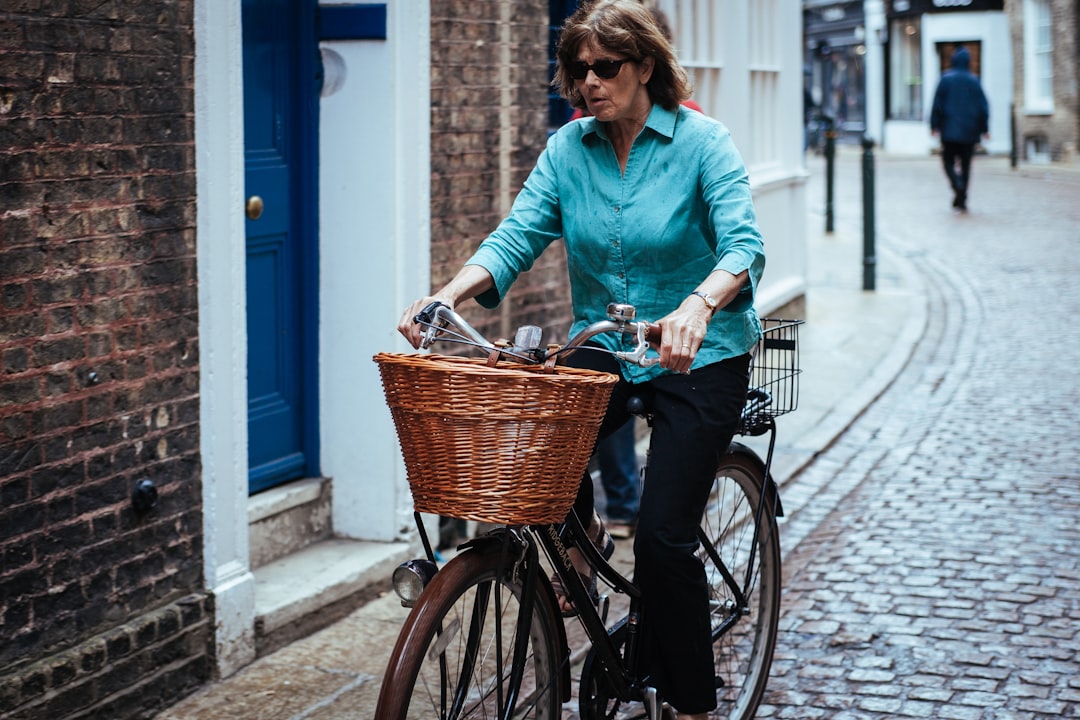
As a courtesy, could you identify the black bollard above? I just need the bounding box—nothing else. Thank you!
[1010,102,1018,169]
[861,136,876,291]
[823,115,836,234]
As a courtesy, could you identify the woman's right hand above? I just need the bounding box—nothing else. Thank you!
[396,264,497,349]
[397,296,449,349]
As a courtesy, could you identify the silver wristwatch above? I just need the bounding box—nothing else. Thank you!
[691,290,718,312]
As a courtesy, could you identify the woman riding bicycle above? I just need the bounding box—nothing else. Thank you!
[398,2,765,717]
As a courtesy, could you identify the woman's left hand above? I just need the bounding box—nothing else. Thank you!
[654,270,748,372]
[655,298,713,374]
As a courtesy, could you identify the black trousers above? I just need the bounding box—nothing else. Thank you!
[942,141,975,204]
[565,347,751,713]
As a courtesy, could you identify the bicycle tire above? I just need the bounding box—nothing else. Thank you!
[375,544,564,719]
[701,448,781,719]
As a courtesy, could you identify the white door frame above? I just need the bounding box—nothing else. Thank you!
[194,0,431,677]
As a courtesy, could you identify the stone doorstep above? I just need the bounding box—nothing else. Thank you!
[248,477,333,569]
[252,536,412,657]
[248,477,412,657]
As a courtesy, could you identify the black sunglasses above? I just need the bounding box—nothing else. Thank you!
[567,58,638,80]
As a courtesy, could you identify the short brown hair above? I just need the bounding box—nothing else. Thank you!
[553,0,692,111]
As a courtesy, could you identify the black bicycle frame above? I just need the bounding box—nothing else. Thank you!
[533,513,643,703]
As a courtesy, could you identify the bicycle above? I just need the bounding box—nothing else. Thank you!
[373,302,802,719]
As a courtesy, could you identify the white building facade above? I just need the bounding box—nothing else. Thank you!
[657,0,809,313]
[195,0,429,675]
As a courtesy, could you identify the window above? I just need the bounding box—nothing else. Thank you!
[660,0,725,116]
[888,18,922,121]
[660,0,786,170]
[1023,0,1053,113]
[747,0,782,167]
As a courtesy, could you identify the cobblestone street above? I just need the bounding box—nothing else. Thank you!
[760,151,1080,718]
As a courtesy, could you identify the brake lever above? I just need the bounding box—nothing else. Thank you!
[613,322,660,367]
[415,301,449,349]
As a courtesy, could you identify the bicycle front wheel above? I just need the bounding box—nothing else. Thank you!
[700,448,782,719]
[375,544,564,720]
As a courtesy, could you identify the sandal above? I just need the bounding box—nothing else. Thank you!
[591,515,616,561]
[551,515,615,617]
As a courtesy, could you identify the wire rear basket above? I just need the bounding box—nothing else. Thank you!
[374,352,619,525]
[743,318,804,430]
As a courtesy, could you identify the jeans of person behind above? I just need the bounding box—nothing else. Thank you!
[564,346,751,713]
[596,418,640,523]
[942,141,975,198]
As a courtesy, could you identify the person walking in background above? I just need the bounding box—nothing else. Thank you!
[930,46,989,213]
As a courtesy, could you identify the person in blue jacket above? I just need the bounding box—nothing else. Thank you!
[930,46,989,212]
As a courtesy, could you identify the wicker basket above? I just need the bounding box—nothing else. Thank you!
[373,352,619,525]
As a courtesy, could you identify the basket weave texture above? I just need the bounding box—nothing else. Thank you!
[374,352,619,525]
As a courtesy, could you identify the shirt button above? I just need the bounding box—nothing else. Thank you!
[613,206,620,212]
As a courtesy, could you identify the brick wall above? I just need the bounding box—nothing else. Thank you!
[1007,0,1079,161]
[0,2,211,717]
[430,0,575,346]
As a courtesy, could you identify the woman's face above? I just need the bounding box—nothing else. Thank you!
[574,37,653,123]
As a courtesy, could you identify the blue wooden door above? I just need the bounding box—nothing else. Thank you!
[242,0,319,493]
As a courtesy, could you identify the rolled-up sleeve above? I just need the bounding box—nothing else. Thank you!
[467,137,564,309]
[699,126,766,314]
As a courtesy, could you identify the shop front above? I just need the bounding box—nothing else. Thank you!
[805,1,869,149]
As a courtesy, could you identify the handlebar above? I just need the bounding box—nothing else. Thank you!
[414,302,663,367]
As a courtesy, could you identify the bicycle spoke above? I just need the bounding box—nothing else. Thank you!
[386,550,561,719]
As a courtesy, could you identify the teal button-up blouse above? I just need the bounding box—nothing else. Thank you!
[468,103,765,383]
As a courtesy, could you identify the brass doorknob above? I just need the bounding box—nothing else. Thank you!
[246,195,264,220]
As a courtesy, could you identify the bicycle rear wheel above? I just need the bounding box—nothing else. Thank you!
[700,448,781,719]
[375,544,564,719]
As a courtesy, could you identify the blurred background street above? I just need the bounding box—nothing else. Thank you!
[759,149,1080,718]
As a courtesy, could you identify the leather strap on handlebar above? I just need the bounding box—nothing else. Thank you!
[541,352,559,373]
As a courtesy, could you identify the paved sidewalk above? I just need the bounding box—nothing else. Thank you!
[155,148,927,719]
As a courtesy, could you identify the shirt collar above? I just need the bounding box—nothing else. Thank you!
[644,103,677,138]
[582,103,677,142]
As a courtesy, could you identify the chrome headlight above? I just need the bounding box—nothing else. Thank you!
[392,559,438,607]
